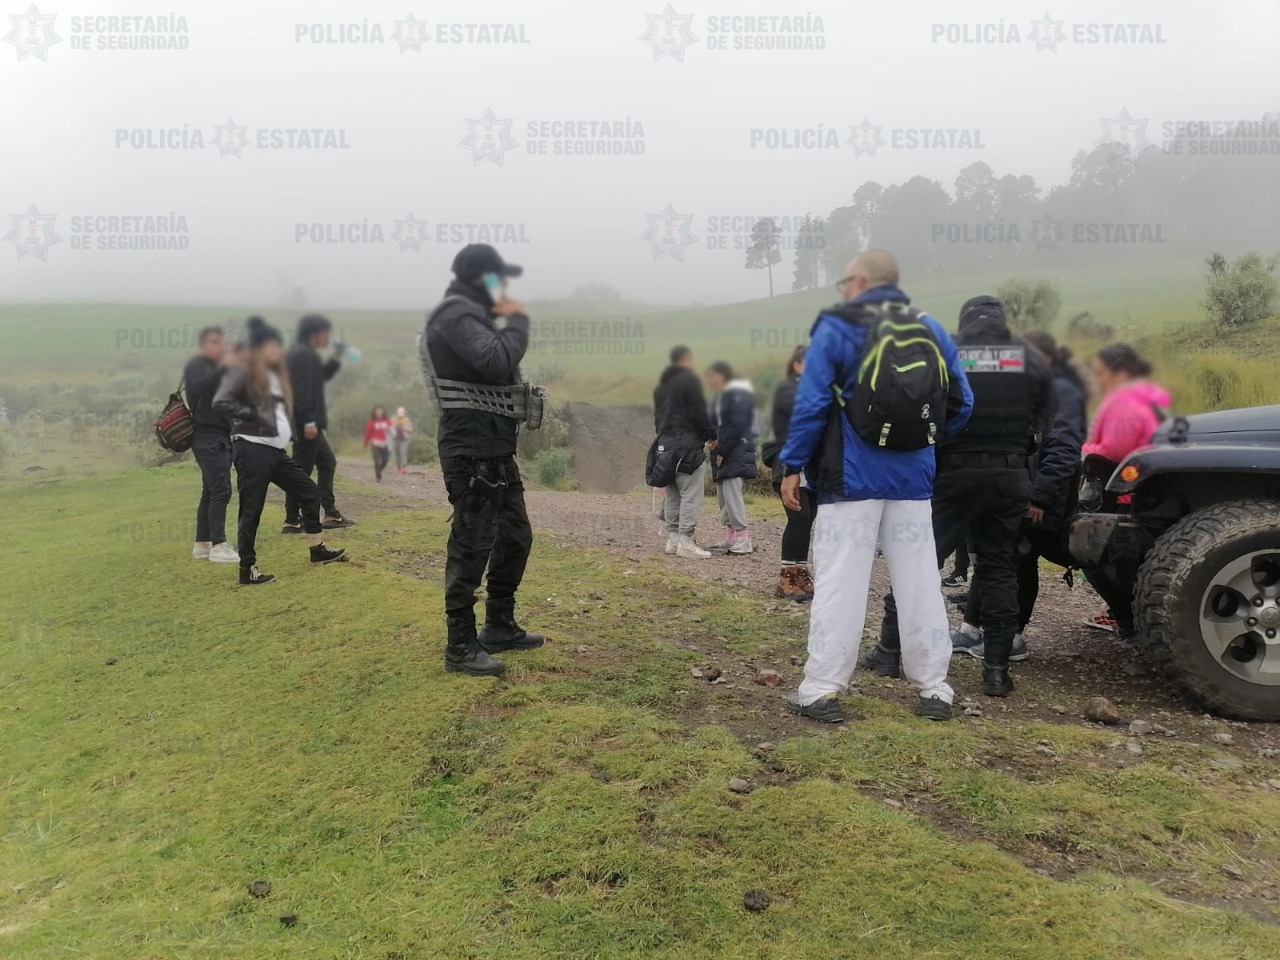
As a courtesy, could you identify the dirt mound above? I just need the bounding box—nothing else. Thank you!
[567,402,653,494]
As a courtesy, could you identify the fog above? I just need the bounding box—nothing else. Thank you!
[2,0,1278,309]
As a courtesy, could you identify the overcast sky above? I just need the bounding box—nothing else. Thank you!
[2,0,1277,308]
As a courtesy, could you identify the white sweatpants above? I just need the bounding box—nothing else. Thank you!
[797,499,954,705]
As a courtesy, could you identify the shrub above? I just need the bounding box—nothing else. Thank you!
[406,433,437,465]
[997,278,1062,332]
[1203,251,1280,330]
[535,447,572,488]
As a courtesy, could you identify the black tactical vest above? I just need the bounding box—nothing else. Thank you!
[947,343,1034,455]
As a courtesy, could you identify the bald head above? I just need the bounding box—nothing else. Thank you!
[837,249,900,301]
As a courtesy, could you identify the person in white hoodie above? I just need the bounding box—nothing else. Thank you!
[706,361,758,555]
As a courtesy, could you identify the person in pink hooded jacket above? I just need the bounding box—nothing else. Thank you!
[1083,343,1170,465]
[1080,342,1170,635]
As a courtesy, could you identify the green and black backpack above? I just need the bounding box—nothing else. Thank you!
[833,304,949,451]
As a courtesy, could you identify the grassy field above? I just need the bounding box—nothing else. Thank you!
[5,465,1280,958]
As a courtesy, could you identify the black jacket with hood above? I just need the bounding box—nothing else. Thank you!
[652,365,716,475]
[942,296,1055,463]
[425,278,531,461]
[286,337,341,433]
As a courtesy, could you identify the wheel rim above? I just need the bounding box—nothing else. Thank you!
[1199,550,1280,686]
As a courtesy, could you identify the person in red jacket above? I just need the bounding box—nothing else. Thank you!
[363,405,394,481]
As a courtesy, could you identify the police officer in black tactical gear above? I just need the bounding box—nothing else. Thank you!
[421,244,542,677]
[870,295,1054,697]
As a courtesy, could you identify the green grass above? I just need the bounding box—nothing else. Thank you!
[4,466,1280,958]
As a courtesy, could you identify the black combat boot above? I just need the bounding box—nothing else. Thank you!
[982,662,1015,697]
[478,600,545,654]
[444,617,507,676]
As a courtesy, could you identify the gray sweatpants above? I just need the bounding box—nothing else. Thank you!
[663,462,706,536]
[717,477,748,530]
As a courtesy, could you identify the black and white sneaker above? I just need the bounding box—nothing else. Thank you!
[941,573,968,589]
[309,544,348,564]
[322,514,356,529]
[280,523,304,535]
[239,566,276,586]
[784,691,846,724]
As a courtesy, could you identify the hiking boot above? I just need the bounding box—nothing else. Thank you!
[192,541,211,559]
[941,572,968,588]
[785,691,845,724]
[776,566,815,602]
[322,513,356,529]
[208,542,240,564]
[795,565,815,599]
[676,535,711,559]
[951,625,985,659]
[239,565,276,586]
[728,530,754,555]
[863,643,901,679]
[445,619,506,677]
[982,664,1015,697]
[479,604,545,653]
[915,695,953,721]
[664,532,678,555]
[309,543,348,564]
[280,523,304,535]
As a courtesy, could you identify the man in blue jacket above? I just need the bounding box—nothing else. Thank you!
[778,250,973,723]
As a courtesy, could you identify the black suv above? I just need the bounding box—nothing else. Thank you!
[1070,405,1280,721]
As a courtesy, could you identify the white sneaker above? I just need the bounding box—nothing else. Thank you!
[664,533,679,555]
[192,542,211,560]
[728,531,754,555]
[208,542,241,564]
[676,535,712,559]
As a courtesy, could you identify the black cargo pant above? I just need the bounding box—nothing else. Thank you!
[233,440,323,569]
[881,458,1031,664]
[965,523,1075,633]
[285,429,338,524]
[442,455,534,632]
[192,427,233,544]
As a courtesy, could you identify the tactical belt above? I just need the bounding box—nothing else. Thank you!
[431,377,530,419]
[942,451,1025,470]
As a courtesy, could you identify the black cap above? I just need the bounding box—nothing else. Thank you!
[246,316,284,348]
[451,243,522,281]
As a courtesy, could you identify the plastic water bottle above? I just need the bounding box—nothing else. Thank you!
[337,341,362,362]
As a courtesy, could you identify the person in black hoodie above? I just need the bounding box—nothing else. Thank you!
[953,330,1087,658]
[420,244,541,678]
[872,295,1054,698]
[282,313,353,533]
[768,345,815,601]
[213,317,348,585]
[651,345,717,559]
[185,326,239,564]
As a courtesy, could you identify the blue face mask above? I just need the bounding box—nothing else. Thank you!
[482,272,503,300]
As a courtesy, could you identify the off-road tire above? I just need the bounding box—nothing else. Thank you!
[1135,499,1280,721]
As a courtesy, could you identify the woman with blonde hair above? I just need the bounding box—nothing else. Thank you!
[214,317,349,585]
[391,406,414,474]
